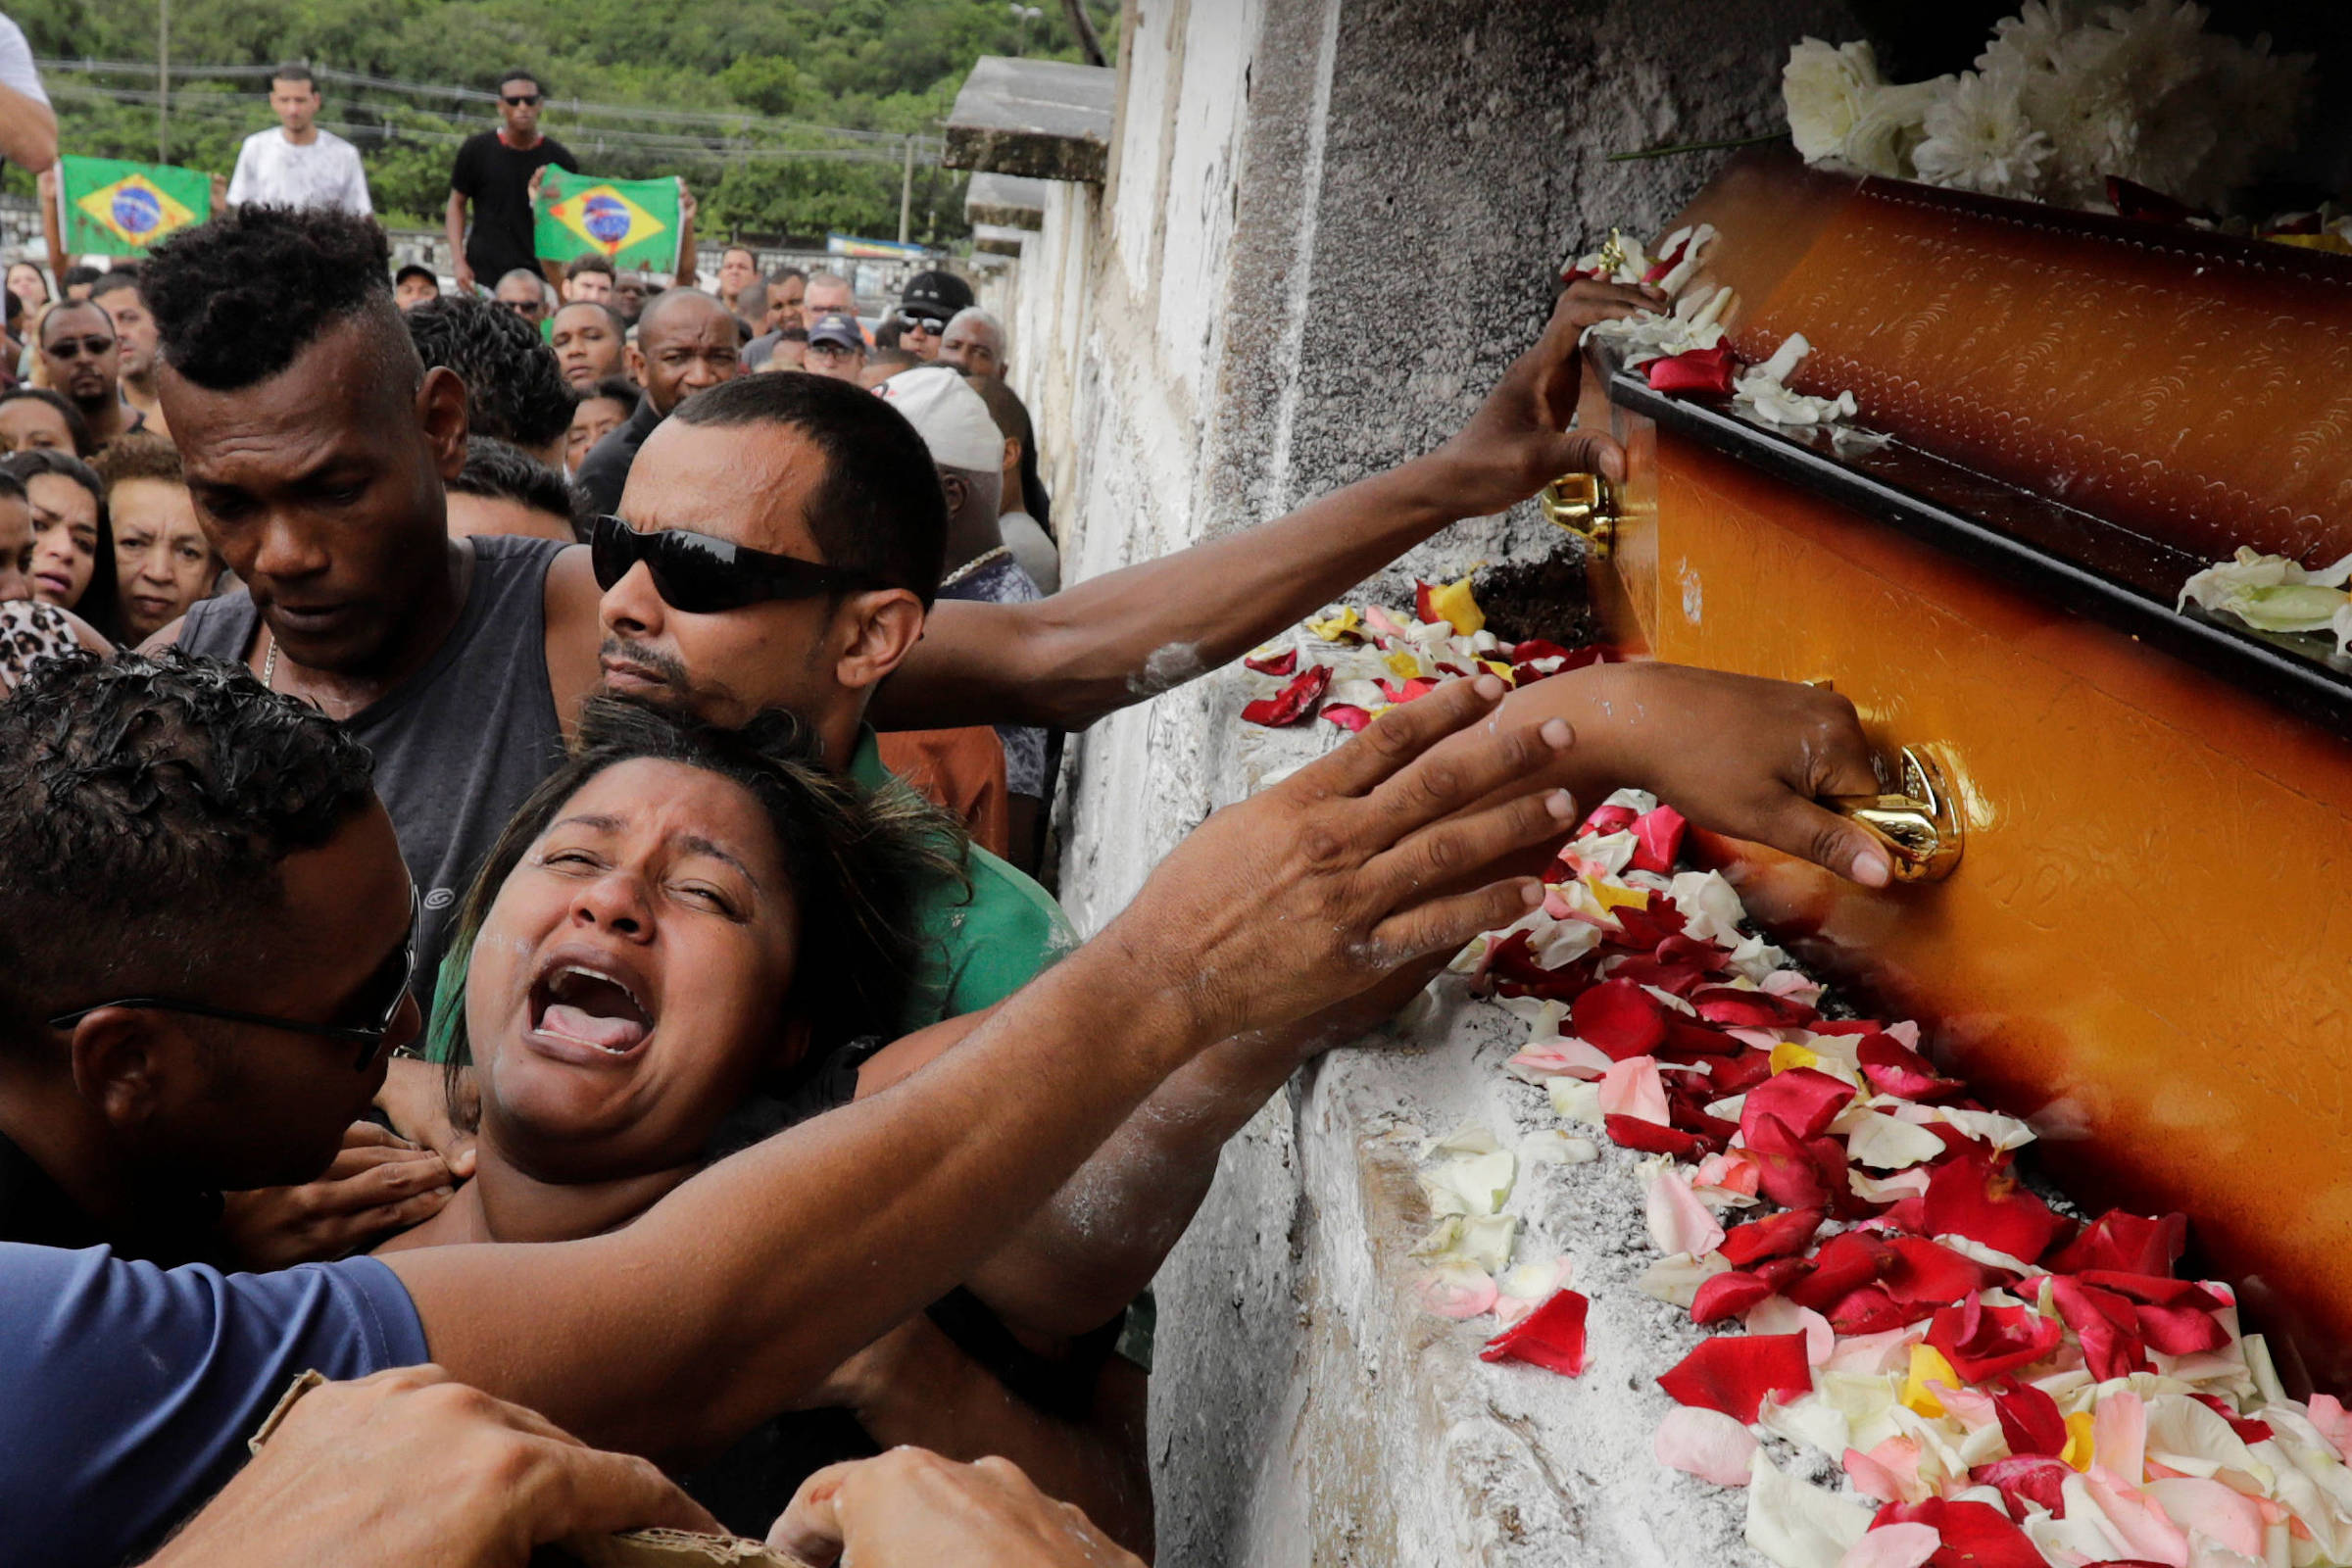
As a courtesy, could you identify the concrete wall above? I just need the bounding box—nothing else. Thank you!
[995,1,1868,1559]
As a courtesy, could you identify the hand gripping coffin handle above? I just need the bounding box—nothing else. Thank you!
[1826,747,1964,884]
[1539,471,1617,560]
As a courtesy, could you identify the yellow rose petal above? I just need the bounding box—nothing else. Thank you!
[1306,607,1362,642]
[2062,1409,2095,1471]
[1428,575,1486,636]
[1583,875,1650,913]
[1902,1345,1958,1417]
[1770,1042,1822,1075]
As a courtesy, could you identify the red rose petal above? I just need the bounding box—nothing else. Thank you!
[1788,1232,1897,1312]
[1707,1050,1776,1097]
[1926,1297,2063,1382]
[1479,1288,1589,1377]
[1692,1270,1775,1325]
[1921,1149,2065,1265]
[1857,1031,1967,1102]
[1658,1331,1813,1423]
[1604,1114,1705,1157]
[1743,1111,1847,1212]
[1240,663,1332,727]
[1606,899,1691,951]
[2047,1276,2152,1382]
[1572,978,1668,1059]
[1659,1014,1742,1054]
[1692,986,1819,1029]
[1646,343,1739,397]
[1720,1207,1826,1268]
[1828,1284,1931,1336]
[1375,676,1441,705]
[1629,805,1688,873]
[1753,1253,1816,1296]
[2190,1394,2273,1445]
[1740,1066,1856,1143]
[1508,638,1576,665]
[1243,648,1298,676]
[1884,1236,1994,1307]
[1970,1456,2074,1524]
[1871,1499,2045,1568]
[1412,580,1440,626]
[2075,1272,2225,1312]
[2044,1210,2186,1277]
[1994,1385,2069,1458]
[2133,1300,2231,1356]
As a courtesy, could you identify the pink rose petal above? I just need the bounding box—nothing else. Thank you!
[1838,1521,1939,1568]
[1646,1160,1726,1257]
[2082,1466,2190,1567]
[1598,1054,1671,1126]
[1415,1267,1498,1319]
[2094,1389,2148,1487]
[1655,1404,1760,1487]
[2310,1394,2352,1461]
[2142,1477,2268,1562]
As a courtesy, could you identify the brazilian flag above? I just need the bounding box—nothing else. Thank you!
[534,170,680,271]
[58,155,210,256]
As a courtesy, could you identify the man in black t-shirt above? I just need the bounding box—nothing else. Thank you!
[443,69,575,296]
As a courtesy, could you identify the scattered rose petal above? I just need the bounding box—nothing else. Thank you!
[1414,1264,1499,1319]
[1630,805,1689,872]
[1242,647,1298,676]
[1240,663,1332,726]
[1742,1066,1858,1143]
[1872,1498,2044,1568]
[1696,986,1821,1029]
[1994,1385,2068,1458]
[1657,1404,1762,1487]
[1480,1288,1588,1376]
[2045,1210,2187,1277]
[1648,1159,1728,1256]
[1661,1332,1815,1423]
[1921,1150,2065,1265]
[1320,703,1376,732]
[1600,1054,1673,1126]
[1606,1114,1707,1156]
[1694,1269,1777,1325]
[1838,1521,1939,1568]
[1748,1450,1875,1568]
[2081,1466,2190,1566]
[1573,978,1669,1059]
[1926,1296,2063,1383]
[1723,1207,1827,1268]
[1649,343,1740,397]
[1972,1455,2073,1522]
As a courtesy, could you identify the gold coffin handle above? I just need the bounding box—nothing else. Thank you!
[1540,471,1617,559]
[1827,747,1964,884]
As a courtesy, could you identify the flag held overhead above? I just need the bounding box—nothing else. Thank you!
[57,156,211,257]
[535,171,681,271]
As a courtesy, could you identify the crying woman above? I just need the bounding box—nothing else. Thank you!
[373,696,1152,1551]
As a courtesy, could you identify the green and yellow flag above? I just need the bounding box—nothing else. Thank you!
[57,155,211,256]
[534,170,681,271]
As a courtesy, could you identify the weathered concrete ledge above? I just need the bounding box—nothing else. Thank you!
[945,56,1114,182]
[967,171,1053,229]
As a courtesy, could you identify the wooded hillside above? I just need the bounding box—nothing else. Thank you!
[7,0,1117,243]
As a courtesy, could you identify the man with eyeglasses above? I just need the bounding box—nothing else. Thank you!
[893,270,973,365]
[801,310,870,385]
[36,297,142,451]
[445,68,575,299]
[0,636,1596,1567]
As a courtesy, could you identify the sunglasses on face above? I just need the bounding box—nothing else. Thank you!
[47,887,420,1073]
[47,335,113,360]
[504,92,541,106]
[591,514,879,613]
[897,313,946,334]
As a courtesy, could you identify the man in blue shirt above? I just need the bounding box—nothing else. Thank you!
[0,646,1588,1566]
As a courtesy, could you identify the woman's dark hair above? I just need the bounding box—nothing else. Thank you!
[971,375,1051,530]
[2,446,121,639]
[9,262,49,307]
[0,385,92,457]
[435,696,967,1102]
[586,373,641,409]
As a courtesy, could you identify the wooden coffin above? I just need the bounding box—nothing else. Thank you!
[1575,149,2352,1387]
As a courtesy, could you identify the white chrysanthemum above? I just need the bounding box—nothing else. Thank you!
[1784,37,1884,163]
[1913,66,2054,196]
[1977,0,2090,75]
[1838,76,1950,178]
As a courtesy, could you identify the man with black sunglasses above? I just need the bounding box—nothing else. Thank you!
[445,69,575,300]
[37,297,143,451]
[894,270,973,365]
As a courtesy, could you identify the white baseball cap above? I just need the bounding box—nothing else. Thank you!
[873,366,1003,469]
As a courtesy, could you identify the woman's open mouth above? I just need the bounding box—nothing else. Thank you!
[525,961,656,1065]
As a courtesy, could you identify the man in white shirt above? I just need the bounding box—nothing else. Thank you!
[226,65,371,217]
[0,13,56,174]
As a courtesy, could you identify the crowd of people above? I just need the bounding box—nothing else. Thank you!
[0,44,1912,1568]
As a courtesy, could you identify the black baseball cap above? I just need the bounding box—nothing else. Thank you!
[394,263,437,286]
[807,312,865,351]
[897,270,973,323]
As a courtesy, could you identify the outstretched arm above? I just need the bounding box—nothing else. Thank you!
[870,281,1659,733]
[383,677,1575,1463]
[948,661,1891,1334]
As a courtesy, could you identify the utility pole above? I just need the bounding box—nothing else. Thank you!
[156,0,171,162]
[898,134,914,244]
